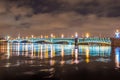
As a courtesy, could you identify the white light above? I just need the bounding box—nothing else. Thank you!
[51,33,53,38]
[115,30,120,38]
[41,35,43,38]
[86,33,90,38]
[61,34,64,38]
[75,32,78,38]
[31,35,34,38]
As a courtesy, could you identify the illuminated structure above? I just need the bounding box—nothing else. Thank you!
[74,32,78,49]
[115,29,120,38]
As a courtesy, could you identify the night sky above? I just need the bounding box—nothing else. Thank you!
[0,0,120,37]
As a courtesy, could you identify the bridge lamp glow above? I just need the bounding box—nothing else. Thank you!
[115,29,120,38]
[7,36,10,40]
[31,35,34,38]
[41,35,43,38]
[86,33,90,38]
[61,34,64,38]
[26,37,28,39]
[51,33,53,38]
[75,32,78,38]
[46,36,48,38]
[71,35,74,38]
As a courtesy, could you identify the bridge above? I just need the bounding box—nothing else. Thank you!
[8,37,111,45]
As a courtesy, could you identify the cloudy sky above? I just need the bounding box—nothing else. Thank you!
[0,0,120,37]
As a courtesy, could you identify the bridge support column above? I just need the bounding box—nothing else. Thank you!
[74,33,79,56]
[74,32,78,49]
[75,37,78,49]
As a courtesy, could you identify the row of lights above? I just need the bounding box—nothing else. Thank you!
[32,33,90,38]
[6,32,90,40]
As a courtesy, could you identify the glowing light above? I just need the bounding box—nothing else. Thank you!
[50,59,55,66]
[115,54,119,68]
[46,36,48,38]
[116,29,119,33]
[26,37,28,39]
[75,32,78,38]
[41,35,43,38]
[40,45,43,59]
[50,45,53,58]
[86,33,90,38]
[71,35,74,38]
[60,59,65,66]
[31,43,34,58]
[51,33,53,38]
[45,45,48,58]
[85,47,90,63]
[86,47,89,58]
[74,48,79,64]
[61,34,64,38]
[17,43,20,56]
[7,36,10,40]
[71,49,74,57]
[115,29,120,38]
[31,35,34,38]
[115,48,120,68]
[61,45,64,58]
[7,42,10,59]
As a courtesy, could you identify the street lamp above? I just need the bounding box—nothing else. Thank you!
[86,33,90,38]
[61,34,64,38]
[75,32,78,38]
[51,33,53,38]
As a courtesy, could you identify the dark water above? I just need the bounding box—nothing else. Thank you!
[0,43,120,80]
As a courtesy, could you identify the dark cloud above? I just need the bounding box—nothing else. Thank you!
[1,0,120,17]
[0,0,120,37]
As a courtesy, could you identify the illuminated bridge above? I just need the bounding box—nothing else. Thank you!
[8,37,111,45]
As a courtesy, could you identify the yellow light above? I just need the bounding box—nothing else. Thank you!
[41,35,43,38]
[85,47,90,63]
[46,36,48,38]
[31,35,34,38]
[53,35,55,38]
[7,36,10,40]
[71,35,74,38]
[61,34,64,38]
[116,29,119,33]
[86,33,90,38]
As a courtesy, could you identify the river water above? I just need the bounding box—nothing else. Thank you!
[0,43,120,80]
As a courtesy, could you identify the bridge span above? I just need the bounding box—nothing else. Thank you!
[8,37,111,45]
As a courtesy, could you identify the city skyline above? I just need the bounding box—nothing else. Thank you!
[0,0,120,37]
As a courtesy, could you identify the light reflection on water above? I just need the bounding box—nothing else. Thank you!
[0,43,113,66]
[0,43,113,68]
[115,47,120,69]
[1,43,120,80]
[2,43,112,59]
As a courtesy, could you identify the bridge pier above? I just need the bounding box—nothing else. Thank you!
[75,38,78,49]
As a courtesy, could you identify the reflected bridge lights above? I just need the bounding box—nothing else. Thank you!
[85,47,90,63]
[115,47,120,69]
[60,45,65,66]
[115,29,120,38]
[74,48,79,64]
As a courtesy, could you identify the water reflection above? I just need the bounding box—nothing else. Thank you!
[1,43,120,80]
[115,47,120,68]
[0,43,113,66]
[85,47,90,63]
